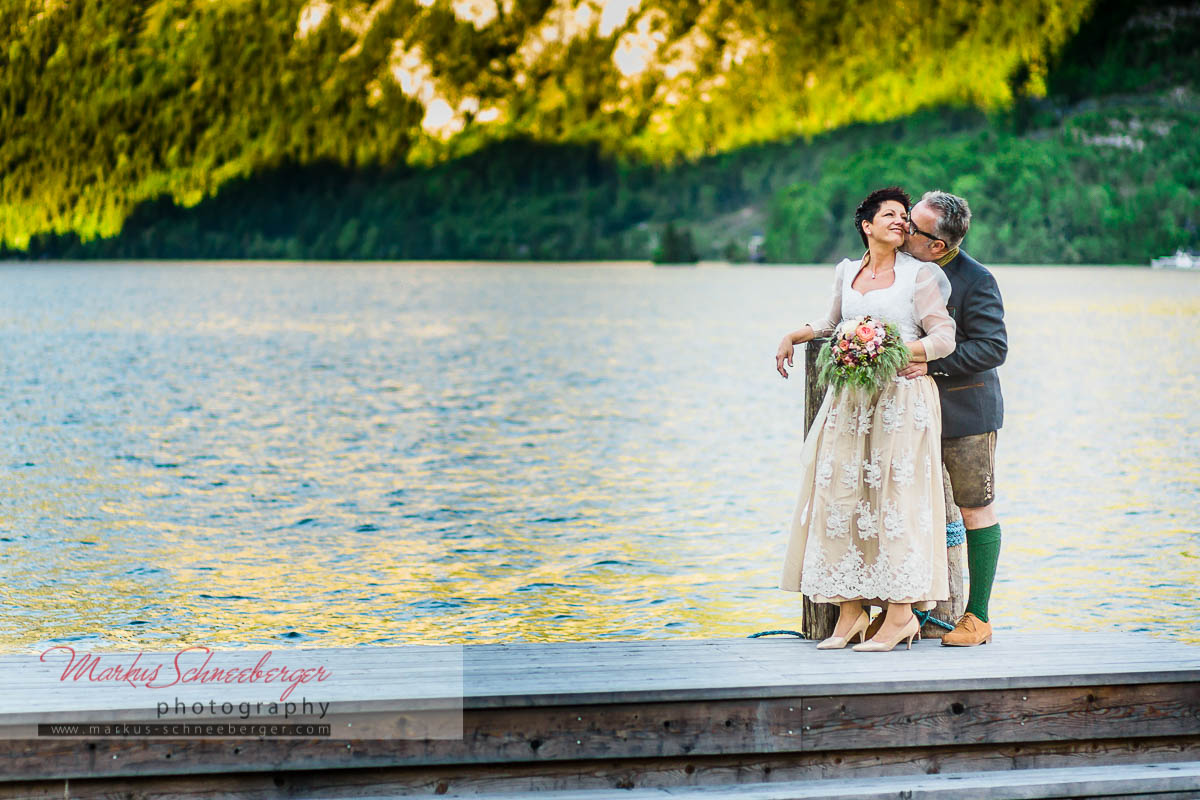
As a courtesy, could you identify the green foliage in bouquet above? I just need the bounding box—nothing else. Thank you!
[815,319,911,396]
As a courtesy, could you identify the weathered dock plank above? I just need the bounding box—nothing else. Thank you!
[801,682,1200,750]
[4,633,1198,713]
[354,762,1200,799]
[6,737,1199,798]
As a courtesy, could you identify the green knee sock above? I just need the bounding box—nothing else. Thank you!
[965,523,1002,623]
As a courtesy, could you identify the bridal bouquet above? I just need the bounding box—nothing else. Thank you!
[816,315,910,394]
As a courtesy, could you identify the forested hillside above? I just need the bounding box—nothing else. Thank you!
[4,0,1198,263]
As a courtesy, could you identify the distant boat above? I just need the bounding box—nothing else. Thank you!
[1150,249,1197,270]
[747,234,766,263]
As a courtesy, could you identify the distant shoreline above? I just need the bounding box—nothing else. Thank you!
[0,258,1168,268]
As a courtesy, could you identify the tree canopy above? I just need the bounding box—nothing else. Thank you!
[2,0,1095,250]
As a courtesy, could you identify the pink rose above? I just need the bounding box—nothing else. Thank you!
[856,325,875,342]
[838,340,850,350]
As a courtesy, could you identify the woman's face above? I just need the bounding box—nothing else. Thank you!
[863,200,909,248]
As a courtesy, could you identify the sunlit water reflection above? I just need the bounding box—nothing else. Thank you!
[1,262,1196,650]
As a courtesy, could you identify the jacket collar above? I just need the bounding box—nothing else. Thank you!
[936,247,960,268]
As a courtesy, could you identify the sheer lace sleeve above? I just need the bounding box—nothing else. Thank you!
[806,259,850,337]
[913,262,956,361]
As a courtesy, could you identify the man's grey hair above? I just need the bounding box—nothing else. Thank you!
[919,190,971,248]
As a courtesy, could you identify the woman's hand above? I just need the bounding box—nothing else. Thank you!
[905,341,928,363]
[776,337,795,378]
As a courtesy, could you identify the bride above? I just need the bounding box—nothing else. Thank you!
[774,186,956,652]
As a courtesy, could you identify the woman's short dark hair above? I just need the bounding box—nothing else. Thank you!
[854,186,911,247]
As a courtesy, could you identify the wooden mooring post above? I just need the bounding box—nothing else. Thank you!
[801,339,964,641]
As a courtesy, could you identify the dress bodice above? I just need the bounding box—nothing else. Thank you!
[840,254,924,341]
[803,250,956,361]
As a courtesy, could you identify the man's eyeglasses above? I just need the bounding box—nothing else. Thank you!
[908,219,945,246]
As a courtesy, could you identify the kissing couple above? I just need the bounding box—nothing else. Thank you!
[775,188,1007,652]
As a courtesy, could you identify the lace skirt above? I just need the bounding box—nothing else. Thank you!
[779,375,949,609]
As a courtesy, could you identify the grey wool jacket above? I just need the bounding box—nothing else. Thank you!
[926,249,1007,439]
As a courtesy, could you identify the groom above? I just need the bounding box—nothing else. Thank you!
[899,190,1008,646]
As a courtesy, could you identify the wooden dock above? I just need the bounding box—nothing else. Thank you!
[1,632,1198,798]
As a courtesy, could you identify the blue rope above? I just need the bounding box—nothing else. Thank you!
[946,520,966,547]
[748,629,806,638]
[750,610,956,638]
[915,609,955,631]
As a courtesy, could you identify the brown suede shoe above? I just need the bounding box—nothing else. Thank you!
[941,612,993,646]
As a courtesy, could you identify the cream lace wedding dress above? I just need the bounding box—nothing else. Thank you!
[779,251,956,609]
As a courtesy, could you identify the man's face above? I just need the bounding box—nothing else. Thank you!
[902,201,946,262]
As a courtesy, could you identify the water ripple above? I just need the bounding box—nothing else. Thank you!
[0,262,1196,650]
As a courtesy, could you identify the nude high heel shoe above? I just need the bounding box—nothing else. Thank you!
[852,614,920,652]
[816,609,870,650]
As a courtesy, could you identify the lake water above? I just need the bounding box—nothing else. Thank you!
[1,261,1197,651]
